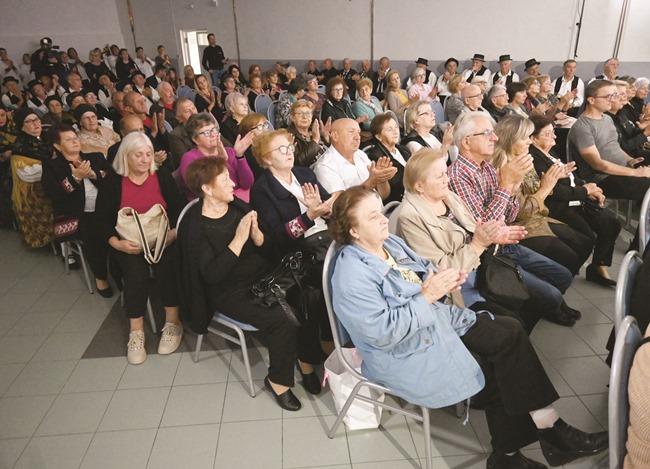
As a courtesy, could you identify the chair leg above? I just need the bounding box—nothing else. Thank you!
[62,242,70,275]
[146,298,157,334]
[421,406,432,469]
[328,381,364,438]
[626,201,633,229]
[232,326,256,397]
[193,334,203,363]
[74,242,94,294]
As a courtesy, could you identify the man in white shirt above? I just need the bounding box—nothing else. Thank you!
[589,58,619,84]
[524,58,540,77]
[491,54,520,87]
[462,53,491,85]
[552,59,584,112]
[134,47,155,78]
[313,118,396,199]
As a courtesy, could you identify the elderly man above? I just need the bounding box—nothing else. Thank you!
[107,91,126,132]
[590,58,619,83]
[484,84,509,122]
[61,71,84,103]
[491,54,520,87]
[134,47,155,78]
[449,111,580,326]
[372,57,391,101]
[319,58,338,86]
[435,57,459,104]
[569,80,650,249]
[1,76,25,108]
[460,84,490,117]
[552,60,584,115]
[107,113,170,169]
[130,71,157,110]
[151,82,176,128]
[313,118,396,200]
[461,53,491,84]
[357,59,372,81]
[524,58,540,77]
[338,58,357,95]
[169,97,197,167]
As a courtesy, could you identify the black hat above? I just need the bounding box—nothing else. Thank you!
[524,58,540,69]
[13,108,38,129]
[130,70,145,80]
[415,57,429,66]
[498,54,512,63]
[2,76,19,86]
[471,53,485,62]
[444,57,459,67]
[73,104,97,122]
[27,79,43,91]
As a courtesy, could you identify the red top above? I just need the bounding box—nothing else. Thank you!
[120,173,167,213]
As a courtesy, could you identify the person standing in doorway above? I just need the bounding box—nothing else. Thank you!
[201,33,227,87]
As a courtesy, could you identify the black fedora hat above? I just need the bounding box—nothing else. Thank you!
[415,57,429,66]
[525,58,541,69]
[471,53,485,62]
[498,54,512,63]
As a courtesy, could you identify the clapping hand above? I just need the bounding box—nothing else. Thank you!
[367,156,397,185]
[299,183,332,220]
[249,211,264,246]
[234,131,255,157]
[70,160,94,180]
[421,266,467,304]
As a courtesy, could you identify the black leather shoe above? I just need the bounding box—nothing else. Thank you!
[546,307,576,327]
[66,256,80,271]
[264,376,301,411]
[96,284,114,298]
[296,360,322,395]
[560,300,582,320]
[537,418,608,467]
[585,264,616,287]
[487,451,547,469]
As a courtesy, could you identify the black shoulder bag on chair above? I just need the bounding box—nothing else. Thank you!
[476,244,531,310]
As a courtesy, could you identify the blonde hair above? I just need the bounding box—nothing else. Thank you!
[491,115,534,168]
[113,132,156,176]
[386,70,401,91]
[356,77,373,91]
[403,148,445,192]
[448,74,465,94]
[290,99,314,114]
[252,129,290,169]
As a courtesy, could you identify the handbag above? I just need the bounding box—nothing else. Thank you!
[476,245,531,310]
[298,230,332,264]
[251,251,308,326]
[115,204,169,264]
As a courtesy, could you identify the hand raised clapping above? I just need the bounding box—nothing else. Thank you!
[421,267,468,304]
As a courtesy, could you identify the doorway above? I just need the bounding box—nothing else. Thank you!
[180,29,208,74]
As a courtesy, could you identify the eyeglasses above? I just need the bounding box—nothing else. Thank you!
[418,110,434,117]
[468,129,496,138]
[595,93,617,101]
[467,93,483,99]
[198,127,219,137]
[253,121,272,131]
[538,130,556,138]
[493,94,508,99]
[293,111,313,118]
[23,118,40,125]
[331,87,344,93]
[267,144,295,156]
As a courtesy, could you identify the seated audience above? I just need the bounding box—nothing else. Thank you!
[302,74,325,118]
[194,73,223,123]
[166,67,180,92]
[625,321,650,469]
[434,57,459,104]
[178,112,254,201]
[155,45,171,70]
[263,70,283,101]
[178,156,303,410]
[443,74,467,125]
[41,95,73,126]
[536,75,575,126]
[313,118,396,199]
[520,76,552,116]
[624,77,650,123]
[75,104,120,157]
[407,67,436,103]
[406,57,436,89]
[351,77,382,132]
[238,112,272,178]
[505,82,529,117]
[275,76,307,129]
[402,100,457,162]
[246,72,265,111]
[365,113,411,202]
[321,77,357,124]
[42,123,113,295]
[491,115,593,277]
[221,92,249,145]
[384,70,412,128]
[96,132,184,365]
[484,84,510,122]
[85,49,115,85]
[151,82,177,128]
[96,71,117,108]
[371,56,391,101]
[608,80,650,161]
[461,53,491,84]
[83,90,110,121]
[529,114,621,286]
[2,76,25,108]
[460,83,490,116]
[551,59,584,116]
[26,79,48,114]
[169,97,198,168]
[491,54,520,86]
[227,64,247,93]
[115,48,137,80]
[183,65,196,89]
[319,58,338,86]
[133,47,155,78]
[338,58,358,94]
[287,100,328,168]
[130,71,157,111]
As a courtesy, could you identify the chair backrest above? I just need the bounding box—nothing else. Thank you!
[31,108,45,118]
[317,84,326,94]
[254,93,273,116]
[384,201,401,234]
[176,198,199,230]
[163,120,173,134]
[431,101,445,125]
[267,100,278,128]
[185,89,197,103]
[176,85,191,99]
[609,315,643,469]
[639,187,650,255]
[615,250,643,334]
[383,201,400,217]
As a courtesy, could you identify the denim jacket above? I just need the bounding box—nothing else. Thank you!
[331,234,484,408]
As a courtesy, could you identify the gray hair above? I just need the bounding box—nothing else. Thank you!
[185,112,218,140]
[286,66,297,75]
[633,77,649,90]
[487,84,506,101]
[410,67,426,80]
[112,132,156,176]
[224,92,246,116]
[157,81,173,95]
[405,100,431,133]
[453,111,495,148]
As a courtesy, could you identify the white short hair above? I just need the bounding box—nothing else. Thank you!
[112,132,156,176]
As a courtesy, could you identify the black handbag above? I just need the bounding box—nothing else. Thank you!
[251,251,308,326]
[476,245,531,310]
[298,230,332,264]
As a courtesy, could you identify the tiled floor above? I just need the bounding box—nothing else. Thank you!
[0,227,627,469]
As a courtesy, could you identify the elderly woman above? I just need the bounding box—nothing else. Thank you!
[529,114,621,286]
[75,104,120,157]
[536,75,572,115]
[96,132,184,365]
[407,67,436,102]
[505,82,529,117]
[302,74,325,118]
[238,112,272,179]
[520,76,552,116]
[250,130,337,394]
[321,77,357,124]
[283,66,297,90]
[42,124,113,295]
[10,108,54,248]
[83,89,110,121]
[351,77,382,132]
[287,100,329,168]
[625,77,650,123]
[246,73,265,111]
[385,70,413,128]
[194,73,223,124]
[221,92,249,144]
[183,65,196,89]
[365,113,411,202]
[178,112,254,202]
[275,76,307,129]
[178,157,302,410]
[263,70,282,100]
[330,186,608,468]
[42,96,73,126]
[443,74,467,125]
[491,115,593,277]
[402,100,458,162]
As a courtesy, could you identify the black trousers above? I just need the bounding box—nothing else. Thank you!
[76,212,108,280]
[296,262,333,365]
[461,314,559,453]
[469,299,539,336]
[112,245,179,319]
[519,223,594,276]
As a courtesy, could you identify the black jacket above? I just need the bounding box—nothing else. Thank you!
[365,140,411,203]
[608,111,650,160]
[42,152,112,241]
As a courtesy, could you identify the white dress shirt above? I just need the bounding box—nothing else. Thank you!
[312,146,371,194]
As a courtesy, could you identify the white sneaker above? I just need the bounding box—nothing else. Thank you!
[127,330,146,365]
[158,322,183,355]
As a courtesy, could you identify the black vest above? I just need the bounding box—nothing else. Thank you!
[467,66,488,83]
[493,71,513,86]
[554,76,579,94]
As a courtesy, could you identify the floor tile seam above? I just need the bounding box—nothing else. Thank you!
[576,395,608,432]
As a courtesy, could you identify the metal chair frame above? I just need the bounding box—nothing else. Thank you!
[639,186,650,255]
[614,250,643,334]
[61,239,94,294]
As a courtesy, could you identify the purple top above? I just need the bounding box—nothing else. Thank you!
[179,146,254,202]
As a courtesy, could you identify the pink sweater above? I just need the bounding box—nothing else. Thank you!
[178,146,254,202]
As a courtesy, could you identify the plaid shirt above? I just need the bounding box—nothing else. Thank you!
[448,154,519,223]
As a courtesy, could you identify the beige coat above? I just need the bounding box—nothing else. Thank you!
[393,191,481,307]
[625,326,650,468]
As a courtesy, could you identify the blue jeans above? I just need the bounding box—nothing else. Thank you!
[501,244,572,317]
[211,69,224,87]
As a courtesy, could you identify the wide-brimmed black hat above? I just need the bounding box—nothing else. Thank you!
[524,58,541,69]
[498,54,513,63]
[471,54,485,62]
[2,76,19,86]
[415,57,429,66]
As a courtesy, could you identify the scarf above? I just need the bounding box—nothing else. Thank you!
[12,131,51,161]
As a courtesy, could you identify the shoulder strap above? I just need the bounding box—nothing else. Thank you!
[572,76,579,90]
[554,78,562,94]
